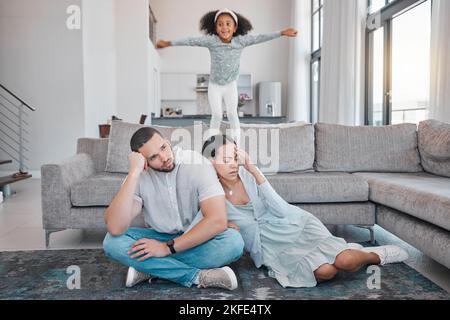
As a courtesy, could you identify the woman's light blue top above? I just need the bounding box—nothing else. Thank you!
[171,32,282,85]
[225,167,314,268]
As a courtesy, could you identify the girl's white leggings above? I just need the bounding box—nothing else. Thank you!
[207,80,240,144]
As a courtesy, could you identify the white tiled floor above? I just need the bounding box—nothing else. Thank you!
[1,178,449,293]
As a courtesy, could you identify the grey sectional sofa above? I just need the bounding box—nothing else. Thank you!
[41,119,450,269]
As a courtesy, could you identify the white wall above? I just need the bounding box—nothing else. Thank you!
[114,0,150,123]
[0,0,160,173]
[82,0,116,137]
[149,0,292,116]
[148,41,161,119]
[0,0,85,173]
[83,0,160,131]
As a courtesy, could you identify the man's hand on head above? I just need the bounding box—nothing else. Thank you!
[128,238,171,261]
[128,152,147,177]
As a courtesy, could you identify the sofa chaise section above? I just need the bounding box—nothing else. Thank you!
[377,205,450,269]
[354,172,450,232]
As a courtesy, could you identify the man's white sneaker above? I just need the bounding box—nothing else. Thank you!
[197,266,238,290]
[346,243,364,250]
[361,245,409,265]
[125,267,153,288]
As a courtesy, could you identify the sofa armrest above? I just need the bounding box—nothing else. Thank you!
[41,154,95,229]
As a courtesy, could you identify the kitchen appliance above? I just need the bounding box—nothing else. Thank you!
[258,81,281,117]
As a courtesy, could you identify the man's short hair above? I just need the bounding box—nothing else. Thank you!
[130,127,163,152]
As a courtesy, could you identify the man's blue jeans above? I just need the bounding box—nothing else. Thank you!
[103,227,245,287]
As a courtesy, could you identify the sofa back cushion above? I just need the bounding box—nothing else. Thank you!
[77,138,109,173]
[314,123,422,173]
[418,119,450,178]
[105,121,206,173]
[222,121,315,173]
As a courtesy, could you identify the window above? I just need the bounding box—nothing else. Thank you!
[366,0,431,126]
[368,27,385,126]
[391,1,430,124]
[368,0,397,14]
[311,0,323,124]
[311,61,320,123]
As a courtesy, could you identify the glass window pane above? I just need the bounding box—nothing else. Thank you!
[313,0,320,12]
[320,8,323,48]
[369,0,387,14]
[371,27,384,126]
[311,61,320,124]
[391,0,431,125]
[312,12,319,52]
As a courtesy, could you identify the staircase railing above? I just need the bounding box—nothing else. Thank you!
[0,83,36,173]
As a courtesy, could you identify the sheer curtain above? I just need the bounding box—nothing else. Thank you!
[319,0,366,125]
[430,0,450,123]
[287,0,311,122]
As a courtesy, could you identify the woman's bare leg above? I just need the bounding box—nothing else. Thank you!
[314,264,338,282]
[333,249,380,273]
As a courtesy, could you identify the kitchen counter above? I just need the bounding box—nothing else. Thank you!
[151,115,287,127]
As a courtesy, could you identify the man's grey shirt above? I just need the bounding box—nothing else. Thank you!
[133,147,225,234]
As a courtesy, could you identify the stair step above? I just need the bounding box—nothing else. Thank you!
[0,172,32,188]
[0,160,13,165]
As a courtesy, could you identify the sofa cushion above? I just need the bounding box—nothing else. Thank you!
[77,138,109,173]
[267,172,369,203]
[298,203,376,225]
[105,121,207,173]
[223,121,314,173]
[69,207,146,228]
[418,119,450,178]
[315,123,422,173]
[71,173,126,207]
[354,172,450,231]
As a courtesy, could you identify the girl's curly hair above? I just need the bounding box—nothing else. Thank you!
[200,10,253,36]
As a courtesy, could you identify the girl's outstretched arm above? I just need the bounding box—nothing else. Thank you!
[156,35,215,49]
[238,28,298,47]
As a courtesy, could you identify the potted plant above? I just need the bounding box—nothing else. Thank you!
[238,93,250,117]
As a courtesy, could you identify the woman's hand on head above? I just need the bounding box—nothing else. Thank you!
[156,40,171,49]
[237,148,266,185]
[237,148,256,173]
[281,28,298,37]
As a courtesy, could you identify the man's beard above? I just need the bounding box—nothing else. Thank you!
[149,144,176,173]
[151,161,176,173]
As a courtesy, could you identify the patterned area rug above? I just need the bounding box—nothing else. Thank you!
[0,247,449,300]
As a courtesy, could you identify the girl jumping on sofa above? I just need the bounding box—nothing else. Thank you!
[156,8,297,143]
[202,135,409,288]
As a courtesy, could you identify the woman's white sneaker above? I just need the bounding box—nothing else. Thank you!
[125,267,153,287]
[361,245,409,265]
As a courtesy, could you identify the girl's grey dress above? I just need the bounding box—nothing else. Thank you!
[226,167,351,288]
